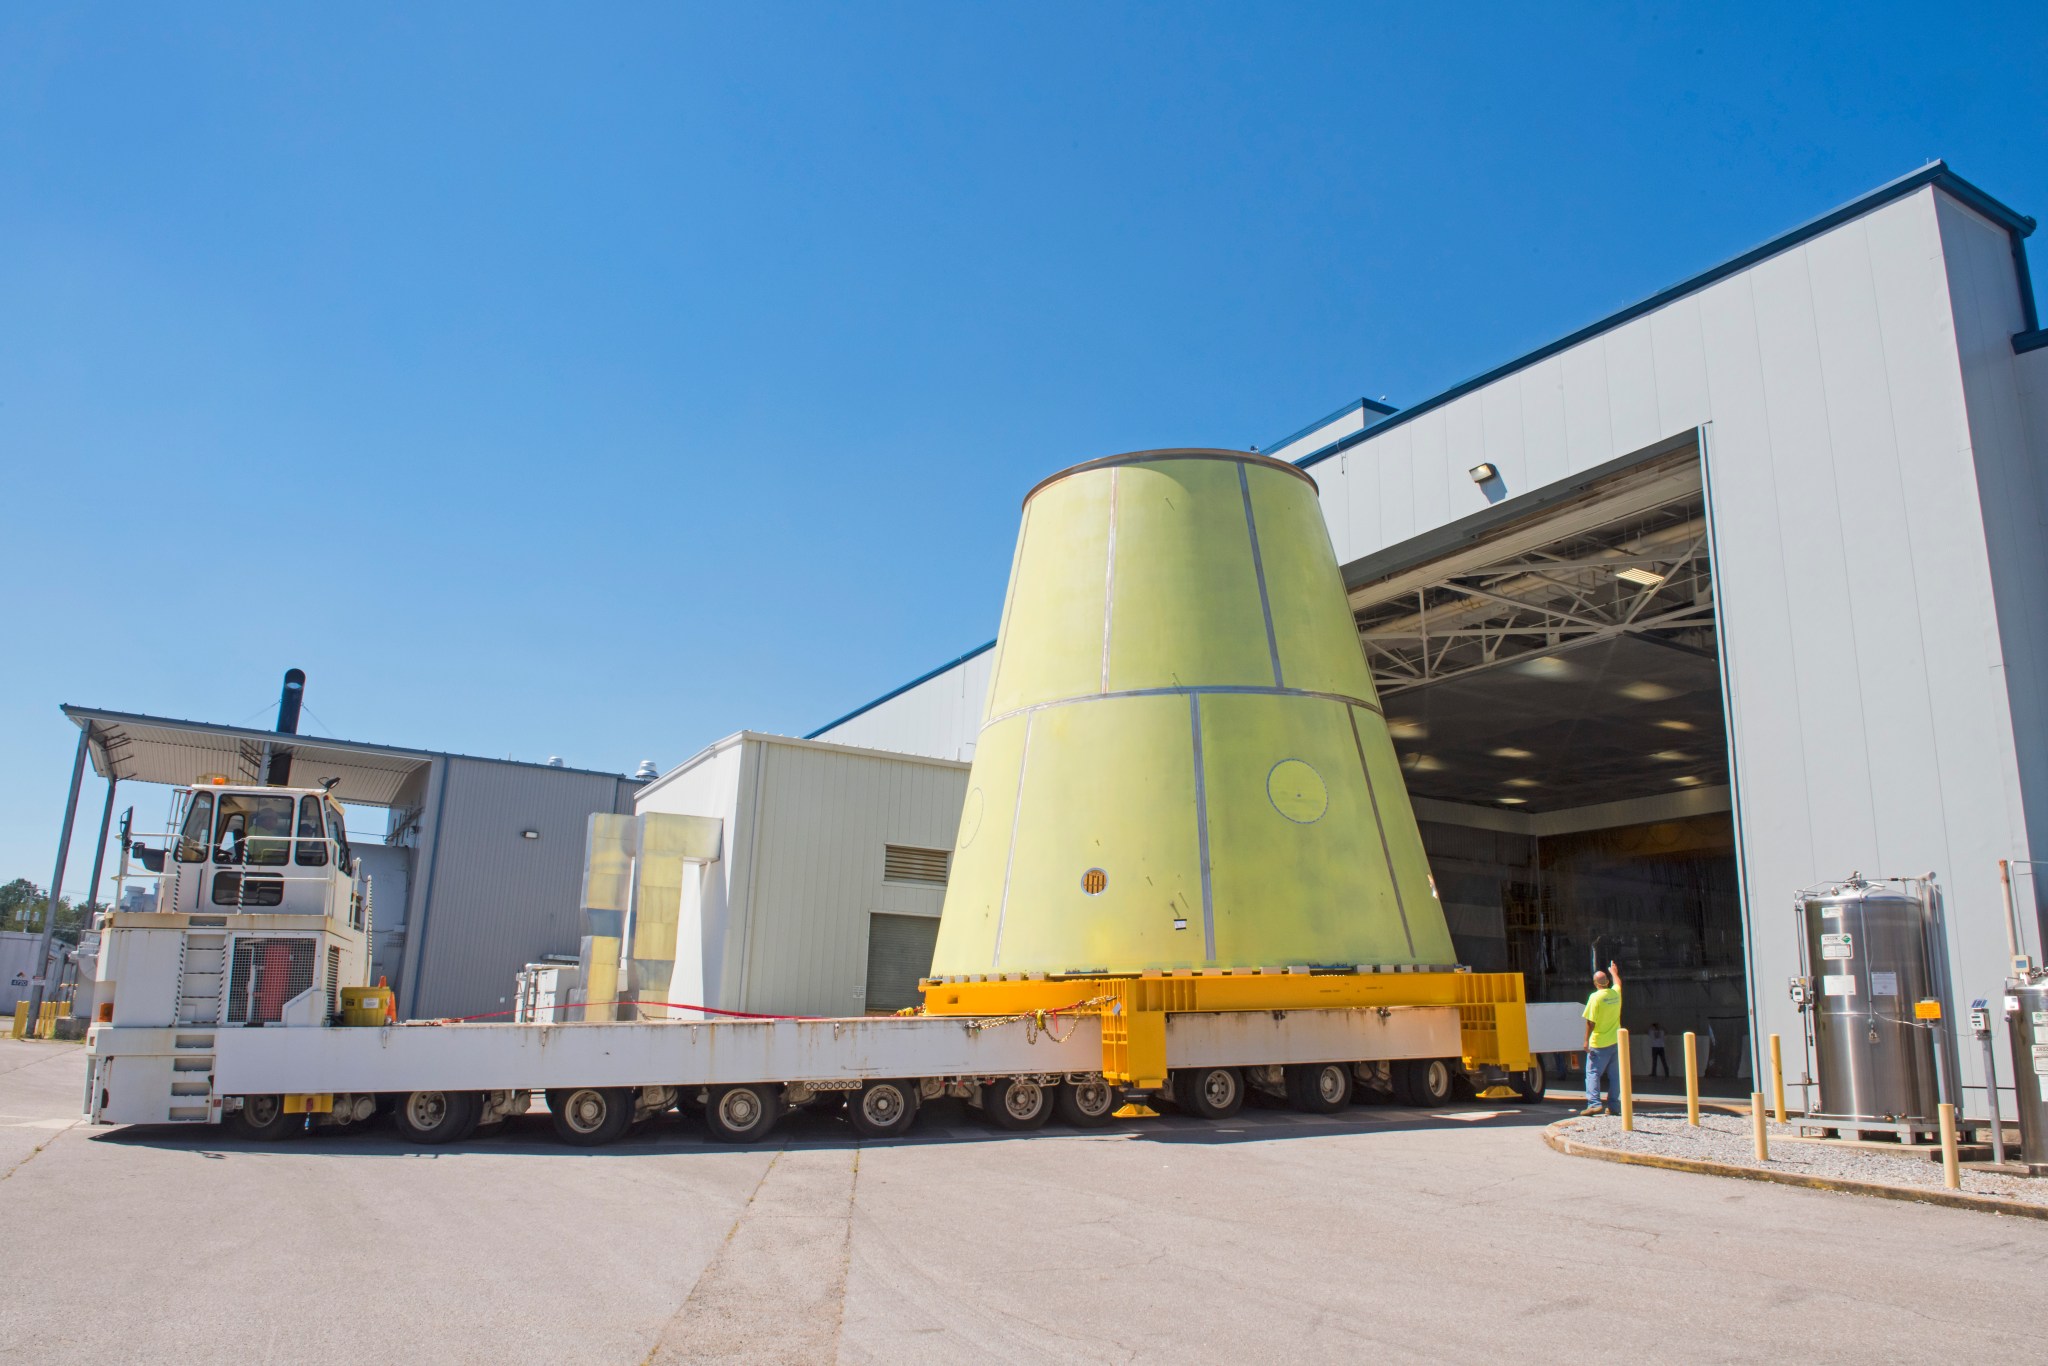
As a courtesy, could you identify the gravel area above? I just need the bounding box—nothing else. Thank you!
[1556,1110,2048,1208]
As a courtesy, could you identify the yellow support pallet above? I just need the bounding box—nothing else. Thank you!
[921,969,1529,1089]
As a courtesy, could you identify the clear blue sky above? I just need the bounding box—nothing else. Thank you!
[3,3,2043,888]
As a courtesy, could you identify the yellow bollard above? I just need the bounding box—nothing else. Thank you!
[36,1001,57,1039]
[1769,1033,1786,1124]
[1616,1027,1635,1130]
[9,1003,27,1039]
[1684,1031,1700,1126]
[1752,1092,1769,1161]
[1938,1103,1961,1191]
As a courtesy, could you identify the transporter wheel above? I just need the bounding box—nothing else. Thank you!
[1283,1062,1352,1114]
[392,1090,481,1145]
[226,1094,295,1141]
[1172,1066,1245,1120]
[1509,1057,1547,1104]
[846,1080,920,1139]
[547,1087,635,1147]
[704,1084,780,1144]
[1053,1077,1122,1127]
[1391,1058,1456,1108]
[982,1077,1053,1131]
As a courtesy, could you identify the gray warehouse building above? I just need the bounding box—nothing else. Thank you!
[808,162,2048,1115]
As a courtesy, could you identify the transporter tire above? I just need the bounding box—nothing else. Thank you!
[1283,1062,1352,1114]
[846,1080,920,1139]
[982,1077,1053,1131]
[1172,1066,1245,1120]
[1509,1057,1547,1104]
[1053,1077,1122,1127]
[225,1094,295,1141]
[547,1087,635,1146]
[392,1090,480,1145]
[1391,1058,1456,1107]
[703,1084,780,1144]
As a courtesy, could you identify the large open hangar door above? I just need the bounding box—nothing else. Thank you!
[1346,436,1749,1080]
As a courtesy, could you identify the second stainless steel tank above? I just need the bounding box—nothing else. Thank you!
[1801,877,1945,1127]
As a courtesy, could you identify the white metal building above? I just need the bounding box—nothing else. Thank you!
[631,732,969,1017]
[808,163,2048,1115]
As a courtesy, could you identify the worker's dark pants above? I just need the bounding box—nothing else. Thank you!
[1650,1047,1669,1076]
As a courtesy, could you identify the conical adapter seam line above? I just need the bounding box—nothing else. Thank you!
[1239,461,1285,688]
[975,683,1383,734]
[1349,702,1417,958]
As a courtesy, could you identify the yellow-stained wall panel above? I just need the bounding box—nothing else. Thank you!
[984,475,1111,715]
[1107,460,1271,692]
[1245,464,1378,701]
[996,695,1202,973]
[927,714,1027,974]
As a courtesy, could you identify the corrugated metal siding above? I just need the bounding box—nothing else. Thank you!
[815,648,995,762]
[406,758,640,1019]
[736,738,967,1016]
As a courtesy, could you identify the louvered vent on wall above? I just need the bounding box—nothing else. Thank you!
[882,845,951,886]
[326,946,342,1022]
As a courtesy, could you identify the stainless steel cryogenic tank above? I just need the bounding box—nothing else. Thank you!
[2007,975,2048,1172]
[1800,877,1945,1130]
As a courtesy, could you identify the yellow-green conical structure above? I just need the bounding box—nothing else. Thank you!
[931,449,1457,977]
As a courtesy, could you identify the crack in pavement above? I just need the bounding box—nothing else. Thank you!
[0,1117,81,1183]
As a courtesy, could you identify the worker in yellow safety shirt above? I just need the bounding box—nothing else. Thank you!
[1581,960,1622,1116]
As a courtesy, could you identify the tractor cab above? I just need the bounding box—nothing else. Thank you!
[156,781,361,919]
[95,780,371,1032]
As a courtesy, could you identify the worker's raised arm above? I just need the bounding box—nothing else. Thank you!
[1608,960,1621,989]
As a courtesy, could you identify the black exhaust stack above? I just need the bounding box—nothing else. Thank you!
[265,668,306,786]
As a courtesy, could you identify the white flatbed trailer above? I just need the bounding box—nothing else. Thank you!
[85,782,1537,1147]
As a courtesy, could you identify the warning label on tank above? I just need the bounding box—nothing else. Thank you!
[1820,933,1853,961]
[2033,1043,2048,1077]
[1870,971,1899,997]
[1822,974,1857,997]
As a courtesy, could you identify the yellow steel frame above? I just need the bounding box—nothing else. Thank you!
[921,970,1529,1089]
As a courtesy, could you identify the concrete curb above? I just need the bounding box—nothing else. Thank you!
[1543,1122,2048,1222]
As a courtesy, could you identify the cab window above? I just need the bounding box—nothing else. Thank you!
[326,800,354,875]
[176,792,215,863]
[295,796,329,867]
[213,794,294,867]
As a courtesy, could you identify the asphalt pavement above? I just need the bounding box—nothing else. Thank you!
[3,1037,2043,1364]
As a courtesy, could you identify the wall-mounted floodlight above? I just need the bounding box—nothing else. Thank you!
[1468,462,1498,483]
[521,829,540,840]
[1616,566,1666,587]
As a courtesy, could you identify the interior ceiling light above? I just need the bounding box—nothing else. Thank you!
[1656,719,1696,732]
[1672,775,1704,787]
[1517,656,1575,679]
[1619,681,1677,701]
[1497,795,1527,805]
[1505,777,1540,788]
[1650,750,1691,762]
[1491,746,1534,759]
[1404,753,1444,773]
[1616,566,1667,587]
[1387,719,1428,740]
